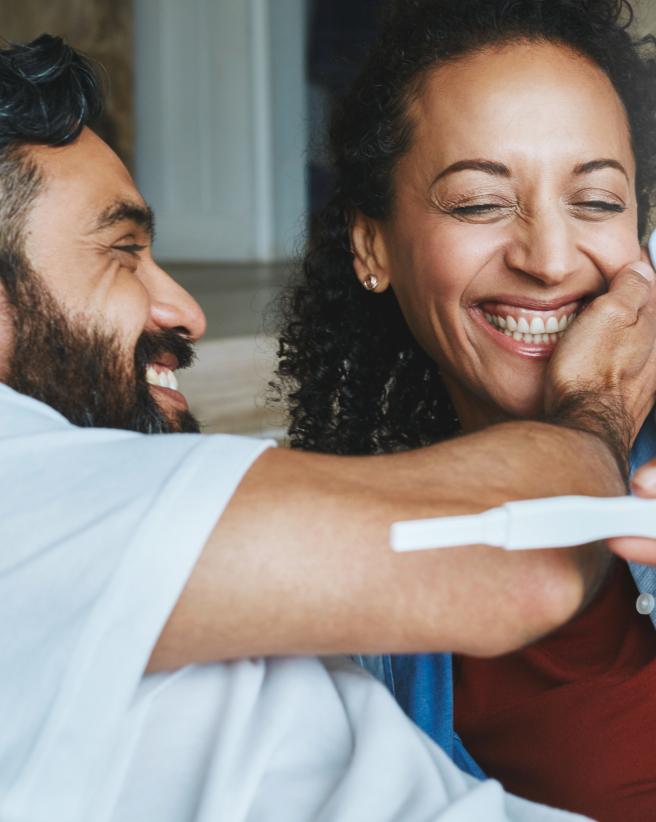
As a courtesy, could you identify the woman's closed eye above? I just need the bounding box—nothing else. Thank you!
[570,200,626,215]
[444,200,515,223]
[442,197,627,223]
[451,203,507,215]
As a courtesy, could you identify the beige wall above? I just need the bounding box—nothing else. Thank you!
[633,0,656,36]
[2,0,133,170]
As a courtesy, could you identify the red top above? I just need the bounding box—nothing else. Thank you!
[454,559,656,822]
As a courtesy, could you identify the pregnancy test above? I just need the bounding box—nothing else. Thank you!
[390,495,656,552]
[649,228,656,270]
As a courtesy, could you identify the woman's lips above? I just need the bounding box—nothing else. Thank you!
[471,300,581,361]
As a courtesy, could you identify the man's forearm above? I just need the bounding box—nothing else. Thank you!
[148,420,622,671]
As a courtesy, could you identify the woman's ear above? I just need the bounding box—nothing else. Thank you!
[350,211,391,293]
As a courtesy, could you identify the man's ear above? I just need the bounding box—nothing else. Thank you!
[350,211,391,293]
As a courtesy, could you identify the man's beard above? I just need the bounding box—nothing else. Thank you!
[4,263,201,434]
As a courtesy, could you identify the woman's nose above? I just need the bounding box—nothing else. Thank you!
[503,209,580,287]
[145,262,207,340]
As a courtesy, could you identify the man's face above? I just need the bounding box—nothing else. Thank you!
[2,128,207,433]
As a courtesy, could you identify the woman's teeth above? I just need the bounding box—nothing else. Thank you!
[483,311,577,344]
[146,366,179,391]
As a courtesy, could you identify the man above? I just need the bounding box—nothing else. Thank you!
[1,34,656,822]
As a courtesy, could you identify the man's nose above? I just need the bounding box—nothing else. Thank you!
[503,208,580,287]
[143,262,207,341]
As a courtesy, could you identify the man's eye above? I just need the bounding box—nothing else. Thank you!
[113,243,147,256]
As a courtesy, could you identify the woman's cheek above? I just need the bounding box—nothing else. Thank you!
[581,215,641,282]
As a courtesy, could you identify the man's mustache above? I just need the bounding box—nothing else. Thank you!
[135,329,197,375]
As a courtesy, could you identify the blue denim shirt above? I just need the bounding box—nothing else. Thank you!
[629,412,656,631]
[354,413,656,781]
[352,652,485,778]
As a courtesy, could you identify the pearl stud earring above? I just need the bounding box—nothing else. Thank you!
[363,273,379,291]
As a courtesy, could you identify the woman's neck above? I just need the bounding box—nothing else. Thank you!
[441,373,514,434]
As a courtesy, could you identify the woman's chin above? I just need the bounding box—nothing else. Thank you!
[481,368,550,421]
[499,392,545,420]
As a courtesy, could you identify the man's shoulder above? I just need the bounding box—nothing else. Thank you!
[0,381,276,495]
[0,383,71,436]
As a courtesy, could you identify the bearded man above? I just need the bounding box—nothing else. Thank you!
[2,34,656,822]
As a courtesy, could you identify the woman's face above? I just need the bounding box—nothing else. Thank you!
[363,41,640,428]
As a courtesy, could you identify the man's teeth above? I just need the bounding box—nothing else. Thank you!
[483,310,576,344]
[146,366,179,391]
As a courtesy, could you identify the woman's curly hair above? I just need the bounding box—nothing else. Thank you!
[275,0,656,455]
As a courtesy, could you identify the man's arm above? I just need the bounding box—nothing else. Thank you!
[148,423,620,671]
[149,262,656,671]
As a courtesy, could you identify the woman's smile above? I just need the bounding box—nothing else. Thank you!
[475,307,573,359]
[471,295,593,360]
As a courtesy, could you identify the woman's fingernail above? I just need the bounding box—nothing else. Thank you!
[630,260,655,281]
[649,228,656,270]
[632,467,656,493]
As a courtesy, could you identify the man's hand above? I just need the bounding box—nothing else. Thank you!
[545,258,656,477]
[609,462,656,563]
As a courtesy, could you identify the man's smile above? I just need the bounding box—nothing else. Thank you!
[144,354,189,412]
[146,364,179,391]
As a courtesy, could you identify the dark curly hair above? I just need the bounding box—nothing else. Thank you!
[275,0,656,455]
[0,34,102,299]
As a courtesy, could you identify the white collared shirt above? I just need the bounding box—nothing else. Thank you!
[0,385,590,822]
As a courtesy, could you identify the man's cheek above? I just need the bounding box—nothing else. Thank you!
[115,276,150,318]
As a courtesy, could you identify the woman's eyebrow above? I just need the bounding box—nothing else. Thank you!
[431,158,630,187]
[572,159,629,181]
[432,159,511,185]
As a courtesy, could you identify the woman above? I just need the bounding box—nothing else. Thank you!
[275,1,656,820]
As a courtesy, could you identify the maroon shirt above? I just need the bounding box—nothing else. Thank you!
[455,559,656,822]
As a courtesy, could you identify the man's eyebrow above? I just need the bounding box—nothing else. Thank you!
[432,159,511,185]
[94,200,156,241]
[572,159,629,182]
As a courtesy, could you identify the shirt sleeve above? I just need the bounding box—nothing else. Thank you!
[0,387,273,819]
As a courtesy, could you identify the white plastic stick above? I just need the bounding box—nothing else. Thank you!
[391,495,656,552]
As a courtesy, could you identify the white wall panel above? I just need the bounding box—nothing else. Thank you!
[134,0,307,262]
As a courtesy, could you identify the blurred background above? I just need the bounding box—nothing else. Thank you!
[2,0,655,437]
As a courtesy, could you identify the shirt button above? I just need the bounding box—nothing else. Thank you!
[636,593,655,615]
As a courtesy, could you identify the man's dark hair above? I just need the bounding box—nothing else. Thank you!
[276,0,656,455]
[0,34,103,298]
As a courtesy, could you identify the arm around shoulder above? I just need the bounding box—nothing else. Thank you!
[147,420,622,671]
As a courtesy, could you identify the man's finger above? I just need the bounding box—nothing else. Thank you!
[631,460,656,496]
[608,462,656,562]
[608,536,656,564]
[608,260,654,294]
[588,261,655,330]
